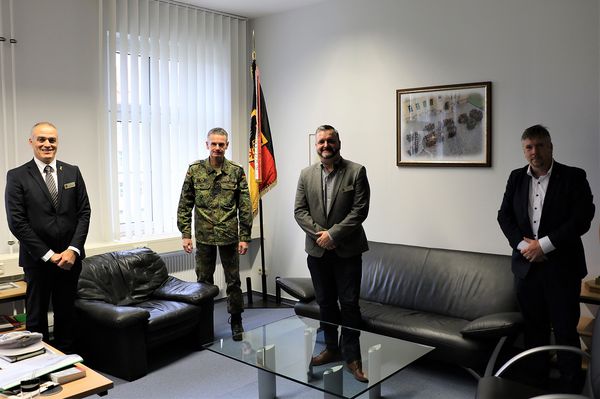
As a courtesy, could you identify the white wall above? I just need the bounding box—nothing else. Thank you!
[1,0,598,293]
[14,0,103,235]
[248,0,600,290]
[0,0,106,276]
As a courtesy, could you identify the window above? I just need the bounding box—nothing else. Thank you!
[103,0,247,239]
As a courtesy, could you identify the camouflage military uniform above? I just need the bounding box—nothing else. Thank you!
[177,158,252,314]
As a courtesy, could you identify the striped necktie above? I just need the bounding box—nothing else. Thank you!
[44,165,59,208]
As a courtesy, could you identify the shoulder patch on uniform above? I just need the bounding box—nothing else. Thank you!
[227,160,243,169]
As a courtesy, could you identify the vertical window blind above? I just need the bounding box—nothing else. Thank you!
[102,0,247,239]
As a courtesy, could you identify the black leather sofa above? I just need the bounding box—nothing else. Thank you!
[74,248,219,381]
[276,241,523,377]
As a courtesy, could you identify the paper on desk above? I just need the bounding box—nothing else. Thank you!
[0,350,82,391]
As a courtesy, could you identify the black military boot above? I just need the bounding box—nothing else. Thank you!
[230,313,244,341]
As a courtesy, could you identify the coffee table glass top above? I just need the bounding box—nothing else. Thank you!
[204,315,433,399]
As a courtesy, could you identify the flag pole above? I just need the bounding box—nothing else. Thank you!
[248,31,276,306]
[253,30,267,303]
[258,198,267,302]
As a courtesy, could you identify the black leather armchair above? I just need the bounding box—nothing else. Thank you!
[74,248,219,381]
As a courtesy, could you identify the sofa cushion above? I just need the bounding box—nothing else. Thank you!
[79,248,168,306]
[294,298,496,369]
[360,301,471,348]
[360,301,495,369]
[360,242,518,321]
[153,276,220,305]
[460,312,523,339]
[360,242,429,309]
[418,248,517,320]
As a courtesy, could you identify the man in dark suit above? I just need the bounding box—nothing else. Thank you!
[294,124,370,382]
[498,124,595,392]
[5,122,91,351]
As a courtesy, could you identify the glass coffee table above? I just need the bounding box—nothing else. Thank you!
[204,315,433,399]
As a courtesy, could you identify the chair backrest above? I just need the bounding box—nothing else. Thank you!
[590,310,600,398]
[78,247,168,306]
[360,241,518,320]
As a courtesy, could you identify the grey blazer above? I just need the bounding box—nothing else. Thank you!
[294,158,370,258]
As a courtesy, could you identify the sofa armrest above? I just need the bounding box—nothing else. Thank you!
[461,312,523,339]
[276,277,315,302]
[152,276,219,305]
[75,299,150,328]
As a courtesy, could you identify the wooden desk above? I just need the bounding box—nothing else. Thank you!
[579,280,600,360]
[44,344,113,399]
[0,281,26,305]
[580,279,600,305]
[48,363,113,399]
[1,283,112,397]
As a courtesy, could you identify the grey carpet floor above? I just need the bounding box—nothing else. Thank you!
[102,301,477,398]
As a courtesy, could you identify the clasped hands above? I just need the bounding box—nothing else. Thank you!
[50,249,77,270]
[520,237,545,263]
[316,231,336,250]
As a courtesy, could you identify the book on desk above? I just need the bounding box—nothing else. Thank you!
[0,346,46,363]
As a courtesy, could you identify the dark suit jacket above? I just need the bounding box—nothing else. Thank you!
[5,159,91,269]
[294,158,370,258]
[497,161,594,279]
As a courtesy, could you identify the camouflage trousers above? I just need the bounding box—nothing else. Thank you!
[195,242,244,315]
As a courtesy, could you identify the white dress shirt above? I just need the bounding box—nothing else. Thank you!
[516,162,556,255]
[32,158,81,261]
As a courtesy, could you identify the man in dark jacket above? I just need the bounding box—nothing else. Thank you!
[498,124,595,393]
[5,122,91,351]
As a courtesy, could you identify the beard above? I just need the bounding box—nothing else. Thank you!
[318,147,338,159]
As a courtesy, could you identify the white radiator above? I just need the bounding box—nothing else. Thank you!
[160,250,226,298]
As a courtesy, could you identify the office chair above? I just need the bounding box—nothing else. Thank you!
[477,309,600,399]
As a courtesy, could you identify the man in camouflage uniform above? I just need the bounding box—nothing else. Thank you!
[177,127,252,341]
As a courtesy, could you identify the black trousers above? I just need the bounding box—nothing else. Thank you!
[515,261,582,386]
[307,251,362,363]
[24,262,81,351]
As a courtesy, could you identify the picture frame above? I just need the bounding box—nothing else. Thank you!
[396,81,491,166]
[308,133,317,165]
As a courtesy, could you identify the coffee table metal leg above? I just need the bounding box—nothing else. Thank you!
[304,327,316,370]
[369,384,381,399]
[323,364,343,399]
[367,344,382,399]
[257,344,277,399]
[258,369,276,399]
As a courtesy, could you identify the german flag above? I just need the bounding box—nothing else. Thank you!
[248,59,277,218]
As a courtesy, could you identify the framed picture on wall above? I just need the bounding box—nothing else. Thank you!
[396,81,492,167]
[308,133,317,165]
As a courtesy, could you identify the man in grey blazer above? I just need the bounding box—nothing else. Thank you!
[294,124,370,382]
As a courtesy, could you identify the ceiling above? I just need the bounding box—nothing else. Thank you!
[182,0,326,19]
